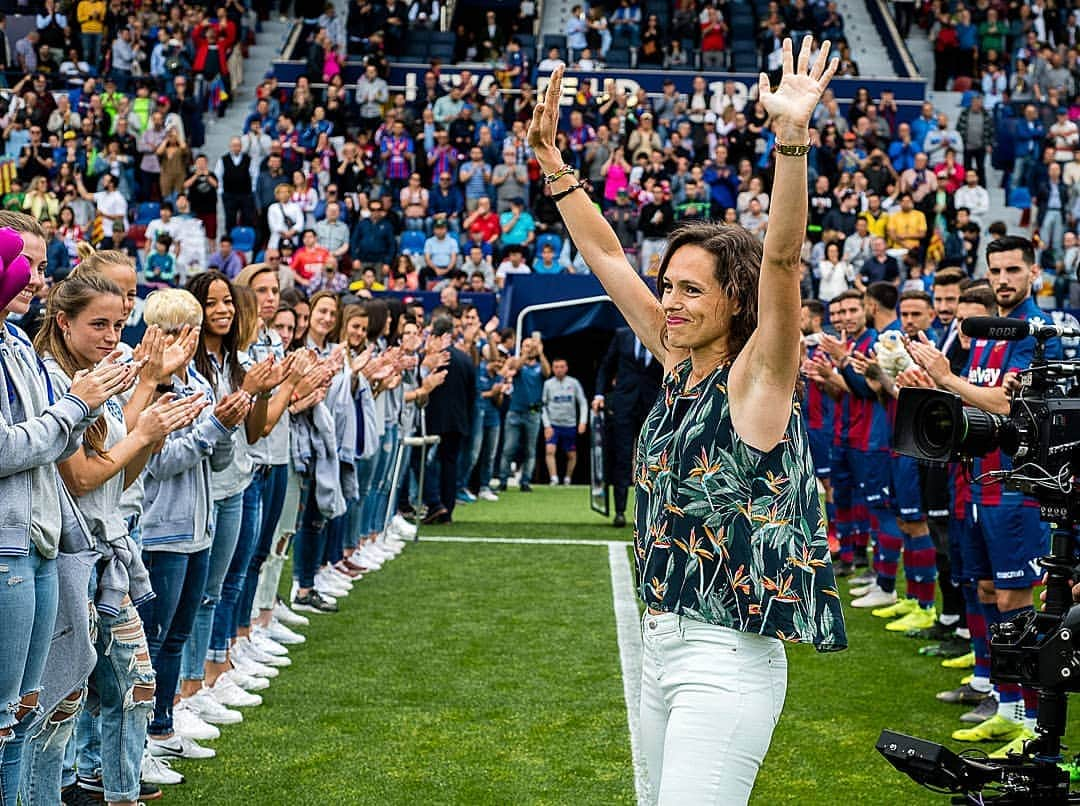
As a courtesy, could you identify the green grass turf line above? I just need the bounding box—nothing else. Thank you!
[172,540,635,805]
[432,486,634,542]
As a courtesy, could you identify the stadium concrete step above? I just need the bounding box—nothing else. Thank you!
[201,16,291,181]
[832,0,901,77]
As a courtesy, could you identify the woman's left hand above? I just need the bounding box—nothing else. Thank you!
[759,36,838,140]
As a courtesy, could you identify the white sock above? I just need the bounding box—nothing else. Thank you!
[939,614,960,627]
[997,698,1024,723]
[969,675,992,694]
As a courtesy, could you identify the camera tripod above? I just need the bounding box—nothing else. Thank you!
[879,518,1080,804]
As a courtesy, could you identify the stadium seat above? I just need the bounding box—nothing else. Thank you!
[606,49,631,67]
[136,202,160,226]
[400,230,426,255]
[230,226,256,254]
[536,233,563,256]
[543,34,567,54]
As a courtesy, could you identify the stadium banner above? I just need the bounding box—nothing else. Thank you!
[383,63,928,107]
[272,60,926,108]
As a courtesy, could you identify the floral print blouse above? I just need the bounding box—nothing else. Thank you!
[634,359,847,652]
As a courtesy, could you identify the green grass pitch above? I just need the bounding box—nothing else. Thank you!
[172,486,1080,805]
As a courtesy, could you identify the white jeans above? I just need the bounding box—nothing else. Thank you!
[639,612,787,806]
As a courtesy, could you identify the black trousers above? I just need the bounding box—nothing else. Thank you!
[425,431,463,517]
[609,413,641,516]
[223,191,256,230]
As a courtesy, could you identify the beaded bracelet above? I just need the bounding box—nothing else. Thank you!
[544,164,576,184]
[551,180,589,203]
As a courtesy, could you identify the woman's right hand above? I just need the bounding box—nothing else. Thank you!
[527,66,566,173]
[70,360,139,410]
[134,392,204,442]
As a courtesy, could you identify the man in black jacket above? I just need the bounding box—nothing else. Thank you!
[422,315,477,524]
[594,326,663,527]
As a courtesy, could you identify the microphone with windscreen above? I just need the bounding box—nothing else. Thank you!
[960,316,1079,341]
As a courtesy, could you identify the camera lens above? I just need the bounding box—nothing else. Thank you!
[919,398,956,455]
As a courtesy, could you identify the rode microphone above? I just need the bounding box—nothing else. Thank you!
[961,316,1079,341]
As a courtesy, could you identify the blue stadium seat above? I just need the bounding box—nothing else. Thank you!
[136,202,160,226]
[430,31,456,45]
[606,49,631,68]
[230,226,256,254]
[401,230,427,255]
[543,34,567,54]
[536,233,562,256]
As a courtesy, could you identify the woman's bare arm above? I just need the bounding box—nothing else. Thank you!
[730,37,838,451]
[528,67,668,364]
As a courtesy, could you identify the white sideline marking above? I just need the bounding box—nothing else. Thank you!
[418,533,647,805]
[419,534,630,547]
[608,542,647,806]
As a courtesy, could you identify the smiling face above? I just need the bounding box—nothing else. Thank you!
[933,281,960,325]
[309,297,338,342]
[659,245,734,351]
[4,232,46,317]
[835,295,867,337]
[345,312,368,349]
[204,279,234,338]
[59,292,126,368]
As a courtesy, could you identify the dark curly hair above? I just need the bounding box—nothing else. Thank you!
[654,221,763,357]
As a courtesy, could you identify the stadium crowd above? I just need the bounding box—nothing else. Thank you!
[4,0,1080,801]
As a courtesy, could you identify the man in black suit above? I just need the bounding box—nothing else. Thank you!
[594,326,664,527]
[422,316,477,524]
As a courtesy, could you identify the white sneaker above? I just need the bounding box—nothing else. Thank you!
[186,688,242,724]
[368,542,394,560]
[173,702,220,741]
[250,629,290,657]
[376,536,403,556]
[314,573,350,599]
[324,566,356,586]
[849,582,876,598]
[141,750,185,785]
[263,619,305,645]
[354,548,383,571]
[478,488,499,502]
[147,733,216,760]
[391,514,418,536]
[242,635,291,667]
[273,600,310,628]
[232,643,281,676]
[549,477,559,486]
[228,662,272,689]
[850,586,898,608]
[562,476,571,485]
[211,674,262,707]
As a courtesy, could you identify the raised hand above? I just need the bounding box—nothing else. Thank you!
[420,368,447,394]
[135,392,202,441]
[160,325,200,381]
[759,37,839,142]
[527,66,565,171]
[895,367,936,389]
[907,332,951,384]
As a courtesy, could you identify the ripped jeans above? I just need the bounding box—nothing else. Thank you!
[0,548,58,806]
[66,602,155,803]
